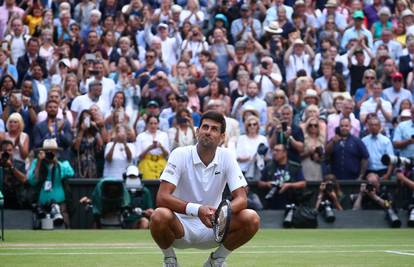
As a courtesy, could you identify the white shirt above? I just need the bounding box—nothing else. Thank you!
[70,94,107,118]
[286,54,312,82]
[34,80,48,107]
[360,97,392,131]
[236,134,268,172]
[85,77,116,112]
[254,73,282,99]
[103,142,136,179]
[135,130,170,156]
[160,145,247,208]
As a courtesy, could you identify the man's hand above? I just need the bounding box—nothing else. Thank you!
[38,150,45,161]
[198,206,215,228]
[279,183,290,194]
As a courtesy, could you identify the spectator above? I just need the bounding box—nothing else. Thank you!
[236,115,268,181]
[383,72,413,118]
[301,117,325,181]
[135,100,169,135]
[167,108,196,151]
[0,0,24,39]
[73,110,104,178]
[179,0,204,27]
[0,48,18,82]
[202,79,231,115]
[180,25,208,69]
[16,37,48,88]
[136,115,169,180]
[231,3,262,42]
[267,90,288,122]
[373,29,402,62]
[29,63,51,108]
[359,81,392,135]
[327,98,361,141]
[3,16,28,66]
[258,143,306,209]
[71,80,106,120]
[28,138,74,227]
[348,42,374,95]
[209,27,234,83]
[362,117,394,180]
[268,104,305,164]
[254,56,282,100]
[316,0,347,33]
[105,91,130,130]
[33,99,73,161]
[354,69,377,111]
[352,173,390,210]
[135,48,168,89]
[4,112,29,165]
[320,73,350,115]
[0,74,17,112]
[141,71,178,109]
[326,117,369,180]
[392,106,414,158]
[284,39,314,83]
[103,124,135,179]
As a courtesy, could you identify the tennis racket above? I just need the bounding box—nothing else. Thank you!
[212,199,232,243]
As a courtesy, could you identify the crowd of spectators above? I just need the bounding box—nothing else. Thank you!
[1,0,414,225]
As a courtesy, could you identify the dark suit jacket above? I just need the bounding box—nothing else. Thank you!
[16,54,48,87]
[33,119,73,161]
[399,55,413,84]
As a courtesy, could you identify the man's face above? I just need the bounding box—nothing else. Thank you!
[2,144,13,155]
[48,92,60,103]
[27,40,39,55]
[91,85,102,98]
[342,102,353,116]
[88,33,98,46]
[272,144,287,163]
[213,29,224,42]
[383,60,394,73]
[22,81,33,96]
[354,18,363,27]
[94,63,104,78]
[381,30,392,43]
[196,118,224,148]
[368,119,381,135]
[206,65,217,78]
[46,102,59,118]
[281,108,292,124]
[246,83,258,97]
[372,84,382,97]
[147,106,160,116]
[32,66,43,79]
[392,78,403,89]
[145,52,156,65]
[339,119,351,136]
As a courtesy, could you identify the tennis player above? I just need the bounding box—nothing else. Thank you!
[150,111,260,267]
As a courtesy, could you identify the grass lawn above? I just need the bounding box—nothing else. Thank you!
[1,229,414,266]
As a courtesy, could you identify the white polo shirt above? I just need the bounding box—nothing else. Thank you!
[160,145,247,208]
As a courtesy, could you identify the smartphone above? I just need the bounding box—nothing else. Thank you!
[84,116,91,128]
[85,53,96,61]
[1,42,8,50]
[281,122,288,132]
[335,126,340,135]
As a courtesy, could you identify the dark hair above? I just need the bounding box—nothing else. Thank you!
[0,74,17,89]
[1,139,13,149]
[209,79,226,96]
[111,91,126,108]
[77,109,93,130]
[200,111,226,133]
[145,114,159,124]
[27,37,40,46]
[328,73,346,92]
[45,99,59,107]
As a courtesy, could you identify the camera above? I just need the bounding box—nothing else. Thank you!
[281,121,288,132]
[50,203,64,226]
[177,117,188,125]
[283,203,295,228]
[366,182,374,192]
[45,151,55,161]
[0,151,10,166]
[408,204,414,227]
[335,126,340,135]
[381,154,414,167]
[256,143,268,171]
[319,200,335,222]
[314,146,324,157]
[261,61,269,69]
[241,96,249,105]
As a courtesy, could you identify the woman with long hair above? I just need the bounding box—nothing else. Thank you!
[4,113,29,165]
[300,116,326,182]
[354,69,376,111]
[321,73,349,114]
[167,108,196,151]
[202,79,231,114]
[0,74,17,111]
[73,110,104,178]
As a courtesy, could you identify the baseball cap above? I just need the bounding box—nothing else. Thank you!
[147,100,159,108]
[353,10,364,19]
[157,23,168,29]
[241,4,249,11]
[391,72,403,80]
[126,165,139,177]
[177,94,189,102]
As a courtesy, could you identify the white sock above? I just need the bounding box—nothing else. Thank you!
[213,244,232,259]
[162,247,176,258]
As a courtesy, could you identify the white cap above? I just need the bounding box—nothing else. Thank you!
[126,165,139,177]
[400,109,412,117]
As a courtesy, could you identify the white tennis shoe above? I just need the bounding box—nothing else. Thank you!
[163,257,180,267]
[203,253,227,267]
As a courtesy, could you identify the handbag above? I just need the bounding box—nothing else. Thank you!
[293,205,318,228]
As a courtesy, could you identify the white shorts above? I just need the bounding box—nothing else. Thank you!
[172,213,218,250]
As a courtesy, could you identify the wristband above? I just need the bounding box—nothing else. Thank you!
[185,203,201,217]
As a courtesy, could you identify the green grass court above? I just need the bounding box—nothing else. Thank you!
[1,229,414,266]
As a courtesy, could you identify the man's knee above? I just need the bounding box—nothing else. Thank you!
[150,207,175,229]
[235,209,260,233]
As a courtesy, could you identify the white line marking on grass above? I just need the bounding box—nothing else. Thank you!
[0,250,401,256]
[3,243,414,249]
[385,251,414,256]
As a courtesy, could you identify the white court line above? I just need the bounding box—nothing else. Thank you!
[0,250,396,256]
[385,250,414,256]
[2,243,414,249]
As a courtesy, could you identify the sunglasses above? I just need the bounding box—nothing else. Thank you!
[275,96,284,99]
[393,79,402,82]
[145,55,155,59]
[247,123,258,127]
[365,76,375,80]
[308,124,318,128]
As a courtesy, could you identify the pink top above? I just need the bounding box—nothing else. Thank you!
[326,113,361,141]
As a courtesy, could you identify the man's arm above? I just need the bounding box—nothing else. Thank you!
[396,172,414,191]
[230,187,247,214]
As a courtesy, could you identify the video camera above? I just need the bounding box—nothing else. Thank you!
[384,200,401,228]
[0,151,10,167]
[381,155,414,167]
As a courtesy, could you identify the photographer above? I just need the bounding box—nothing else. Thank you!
[167,108,196,151]
[352,173,389,211]
[396,170,414,226]
[393,106,414,158]
[253,56,282,99]
[315,175,343,222]
[258,144,306,209]
[28,139,75,228]
[0,140,28,209]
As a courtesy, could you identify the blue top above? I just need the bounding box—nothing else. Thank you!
[331,135,369,180]
[362,133,394,171]
[392,120,414,158]
[28,160,74,205]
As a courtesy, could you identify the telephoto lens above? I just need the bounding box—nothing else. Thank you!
[321,200,335,223]
[283,204,295,228]
[408,206,414,227]
[385,207,401,228]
